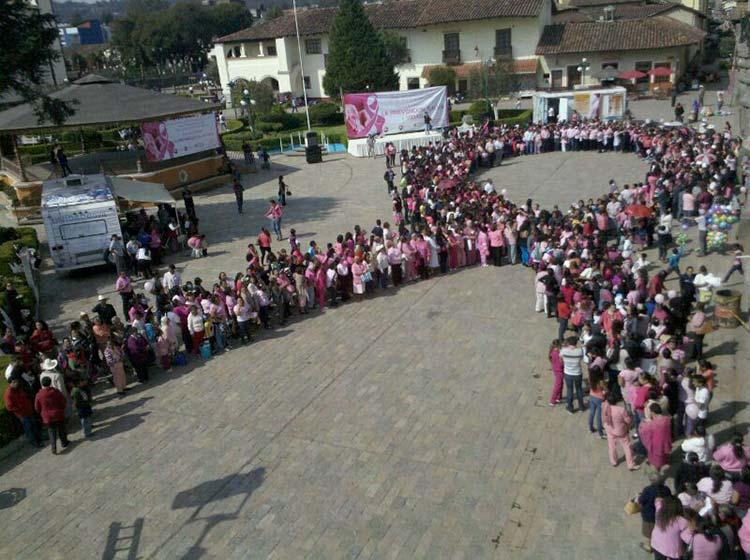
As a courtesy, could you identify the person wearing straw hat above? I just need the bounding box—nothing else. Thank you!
[40,358,70,418]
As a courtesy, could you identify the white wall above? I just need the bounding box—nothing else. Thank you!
[215,13,547,98]
[397,16,543,89]
[539,46,687,89]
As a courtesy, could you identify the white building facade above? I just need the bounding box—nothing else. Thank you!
[211,0,705,103]
[212,0,551,102]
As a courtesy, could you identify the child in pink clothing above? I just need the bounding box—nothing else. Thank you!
[549,339,563,406]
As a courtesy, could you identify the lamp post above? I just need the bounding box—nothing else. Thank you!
[577,57,590,86]
[240,88,257,130]
[484,57,493,119]
[291,0,312,132]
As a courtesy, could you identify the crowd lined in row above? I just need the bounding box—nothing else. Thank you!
[3,115,750,558]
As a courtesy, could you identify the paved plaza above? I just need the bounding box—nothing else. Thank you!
[0,97,748,559]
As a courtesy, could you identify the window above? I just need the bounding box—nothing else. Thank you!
[400,36,411,63]
[601,62,618,70]
[443,33,460,64]
[654,62,671,84]
[567,65,581,88]
[303,76,311,89]
[266,45,277,56]
[495,29,512,58]
[407,77,420,90]
[635,61,652,84]
[550,69,563,89]
[305,38,322,54]
[444,33,459,52]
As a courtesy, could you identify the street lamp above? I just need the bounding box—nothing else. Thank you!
[239,88,257,130]
[484,57,493,119]
[577,57,590,86]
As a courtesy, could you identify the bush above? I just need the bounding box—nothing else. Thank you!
[255,121,284,133]
[468,100,493,122]
[450,110,465,123]
[60,129,103,146]
[496,109,532,127]
[308,103,344,126]
[0,227,19,245]
[256,111,305,131]
[427,66,456,88]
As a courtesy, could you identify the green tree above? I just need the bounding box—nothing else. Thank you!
[0,0,76,125]
[210,4,253,38]
[427,66,456,88]
[231,79,275,117]
[379,30,409,67]
[322,0,398,96]
[265,5,283,20]
[125,0,168,19]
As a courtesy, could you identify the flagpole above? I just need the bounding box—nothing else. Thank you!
[292,0,312,132]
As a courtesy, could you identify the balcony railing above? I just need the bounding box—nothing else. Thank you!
[494,45,513,59]
[442,49,461,65]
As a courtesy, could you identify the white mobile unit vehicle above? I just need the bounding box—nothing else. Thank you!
[42,174,122,271]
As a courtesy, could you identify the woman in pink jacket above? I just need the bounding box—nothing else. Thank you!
[639,403,673,470]
[602,393,639,470]
[476,226,489,268]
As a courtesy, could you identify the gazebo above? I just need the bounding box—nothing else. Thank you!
[0,75,220,181]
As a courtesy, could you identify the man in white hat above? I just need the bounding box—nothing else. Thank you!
[40,359,70,417]
[92,295,117,325]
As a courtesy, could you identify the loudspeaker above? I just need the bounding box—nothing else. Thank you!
[306,131,319,147]
[305,145,322,164]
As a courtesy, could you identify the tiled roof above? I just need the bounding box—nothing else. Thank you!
[567,0,644,6]
[421,58,539,79]
[217,0,545,43]
[555,3,674,22]
[535,16,706,54]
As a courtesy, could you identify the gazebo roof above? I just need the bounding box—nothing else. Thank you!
[0,75,219,133]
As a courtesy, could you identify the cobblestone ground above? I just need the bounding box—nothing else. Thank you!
[0,101,747,560]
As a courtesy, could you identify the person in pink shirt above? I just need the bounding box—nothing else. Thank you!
[639,403,673,470]
[265,200,283,241]
[739,511,750,557]
[114,271,134,316]
[548,339,563,406]
[476,226,489,268]
[488,223,504,267]
[602,393,638,469]
[651,496,691,560]
[713,435,750,473]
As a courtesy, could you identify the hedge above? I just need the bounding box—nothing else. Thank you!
[0,355,21,448]
[496,109,533,127]
[256,111,306,131]
[308,103,344,126]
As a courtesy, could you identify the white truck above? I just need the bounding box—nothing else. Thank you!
[42,174,122,271]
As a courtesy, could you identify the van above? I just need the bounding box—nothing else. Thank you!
[42,174,122,271]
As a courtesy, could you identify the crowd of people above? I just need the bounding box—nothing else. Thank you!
[4,111,750,557]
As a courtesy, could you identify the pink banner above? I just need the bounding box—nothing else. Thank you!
[140,113,221,162]
[343,86,449,139]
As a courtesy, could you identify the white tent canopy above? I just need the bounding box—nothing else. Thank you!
[108,176,175,204]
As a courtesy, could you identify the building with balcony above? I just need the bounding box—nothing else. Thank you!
[211,0,706,101]
[212,0,552,100]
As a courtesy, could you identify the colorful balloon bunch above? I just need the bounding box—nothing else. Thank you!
[706,204,740,249]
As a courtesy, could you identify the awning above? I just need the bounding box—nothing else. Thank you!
[108,176,176,204]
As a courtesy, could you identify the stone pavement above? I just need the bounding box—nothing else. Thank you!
[0,101,747,559]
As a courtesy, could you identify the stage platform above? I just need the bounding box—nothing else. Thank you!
[347,130,444,157]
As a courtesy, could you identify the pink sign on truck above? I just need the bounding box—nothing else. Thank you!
[140,113,221,162]
[343,86,449,139]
